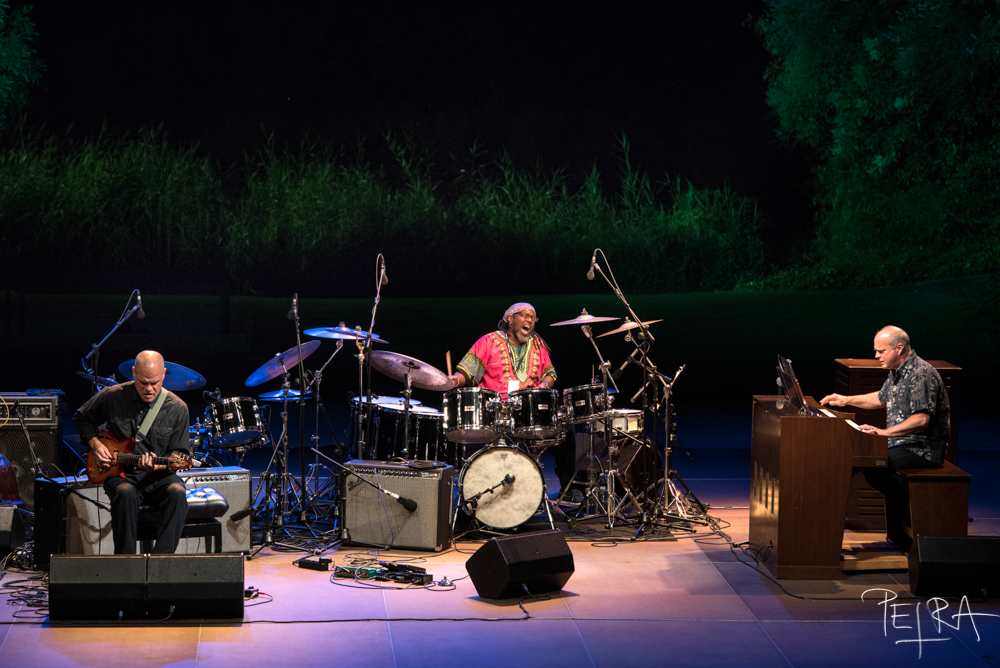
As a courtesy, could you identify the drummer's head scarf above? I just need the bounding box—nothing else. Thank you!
[499,302,535,331]
[498,302,550,350]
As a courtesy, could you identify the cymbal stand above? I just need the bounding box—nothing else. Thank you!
[246,371,308,558]
[305,339,345,500]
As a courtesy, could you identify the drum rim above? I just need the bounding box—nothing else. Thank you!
[444,386,499,398]
[562,382,606,394]
[508,387,559,397]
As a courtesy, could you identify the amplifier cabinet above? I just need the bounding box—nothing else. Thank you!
[35,467,251,561]
[341,460,453,552]
[0,392,62,512]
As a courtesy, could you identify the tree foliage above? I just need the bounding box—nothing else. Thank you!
[759,0,1000,286]
[0,2,42,134]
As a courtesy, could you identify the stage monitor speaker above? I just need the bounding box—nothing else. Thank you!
[48,554,147,620]
[466,529,575,600]
[909,535,1000,598]
[341,460,453,552]
[0,392,62,512]
[0,504,25,558]
[147,554,244,619]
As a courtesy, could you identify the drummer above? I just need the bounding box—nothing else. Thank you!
[449,302,556,399]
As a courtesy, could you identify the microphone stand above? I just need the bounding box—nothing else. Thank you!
[288,293,314,518]
[355,254,387,459]
[81,290,143,397]
[305,339,345,500]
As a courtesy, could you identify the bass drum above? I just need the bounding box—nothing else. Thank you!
[459,447,544,529]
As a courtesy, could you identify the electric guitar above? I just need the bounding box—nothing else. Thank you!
[85,430,195,485]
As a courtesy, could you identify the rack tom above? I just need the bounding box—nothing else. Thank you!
[443,387,499,443]
[508,388,560,440]
[206,397,263,447]
[562,383,610,423]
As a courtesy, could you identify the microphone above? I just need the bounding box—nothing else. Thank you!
[380,257,388,286]
[381,487,417,512]
[612,347,642,381]
[503,474,515,485]
[136,292,145,320]
[586,250,597,280]
[229,507,253,522]
[287,293,298,320]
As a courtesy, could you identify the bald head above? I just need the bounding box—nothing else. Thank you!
[873,326,911,371]
[133,351,166,403]
[875,326,911,353]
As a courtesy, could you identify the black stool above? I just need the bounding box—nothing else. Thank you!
[138,487,229,553]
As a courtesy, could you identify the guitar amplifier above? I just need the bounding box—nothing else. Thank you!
[341,460,453,552]
[0,392,63,512]
[34,467,251,563]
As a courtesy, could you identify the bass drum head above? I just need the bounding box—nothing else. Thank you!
[459,447,544,529]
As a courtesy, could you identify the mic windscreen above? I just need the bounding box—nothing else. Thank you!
[229,507,253,522]
[400,497,418,512]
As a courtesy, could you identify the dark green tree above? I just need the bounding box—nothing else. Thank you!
[0,1,42,134]
[759,0,1000,286]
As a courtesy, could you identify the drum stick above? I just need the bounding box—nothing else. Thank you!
[446,351,453,376]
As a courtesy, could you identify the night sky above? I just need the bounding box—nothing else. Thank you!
[21,1,814,259]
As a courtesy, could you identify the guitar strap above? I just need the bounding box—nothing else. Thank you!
[135,390,167,446]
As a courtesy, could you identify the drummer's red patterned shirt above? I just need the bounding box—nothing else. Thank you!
[456,331,556,400]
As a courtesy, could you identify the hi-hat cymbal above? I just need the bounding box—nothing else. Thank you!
[305,323,388,344]
[550,308,620,327]
[596,318,663,338]
[258,389,312,402]
[245,340,321,387]
[118,361,206,392]
[77,371,117,388]
[370,350,453,392]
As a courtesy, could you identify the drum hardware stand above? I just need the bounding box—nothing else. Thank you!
[304,338,345,500]
[245,371,309,553]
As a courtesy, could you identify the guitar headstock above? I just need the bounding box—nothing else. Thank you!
[168,453,196,472]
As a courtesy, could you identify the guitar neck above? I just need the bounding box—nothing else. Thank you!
[115,453,173,469]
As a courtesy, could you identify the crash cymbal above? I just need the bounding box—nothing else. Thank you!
[596,318,663,338]
[258,389,312,402]
[118,361,207,392]
[549,308,620,327]
[76,371,117,388]
[305,323,388,344]
[245,340,321,387]
[370,350,454,392]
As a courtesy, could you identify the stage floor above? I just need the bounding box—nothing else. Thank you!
[3,453,1000,668]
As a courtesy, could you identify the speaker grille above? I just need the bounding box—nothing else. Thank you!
[341,460,453,551]
[147,554,245,619]
[0,393,62,512]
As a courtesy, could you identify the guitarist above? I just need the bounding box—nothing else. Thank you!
[74,350,191,555]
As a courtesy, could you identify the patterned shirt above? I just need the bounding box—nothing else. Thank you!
[456,331,557,400]
[877,352,950,464]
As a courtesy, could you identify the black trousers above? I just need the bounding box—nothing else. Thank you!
[104,473,187,555]
[864,447,941,524]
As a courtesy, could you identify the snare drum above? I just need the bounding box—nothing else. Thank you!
[593,409,644,436]
[459,446,544,529]
[562,383,609,423]
[443,387,499,443]
[206,397,263,447]
[508,388,560,440]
